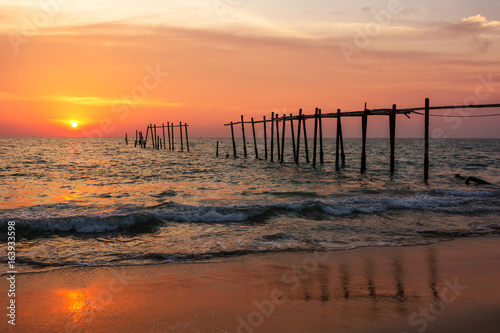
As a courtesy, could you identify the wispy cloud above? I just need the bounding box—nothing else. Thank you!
[0,92,182,107]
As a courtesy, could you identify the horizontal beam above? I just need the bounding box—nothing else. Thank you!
[223,103,500,126]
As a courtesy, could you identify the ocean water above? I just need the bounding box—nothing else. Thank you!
[0,137,499,272]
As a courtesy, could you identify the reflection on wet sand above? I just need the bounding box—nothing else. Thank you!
[277,248,440,313]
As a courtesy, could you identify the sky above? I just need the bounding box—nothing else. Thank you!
[0,0,499,138]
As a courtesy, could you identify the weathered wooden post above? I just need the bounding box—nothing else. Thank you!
[336,109,341,171]
[290,113,296,163]
[302,116,309,164]
[361,106,368,173]
[171,122,175,150]
[230,121,237,157]
[390,104,396,174]
[275,114,281,161]
[135,130,138,147]
[295,109,302,164]
[216,141,219,157]
[180,121,184,152]
[162,123,166,150]
[251,117,258,159]
[263,116,268,160]
[319,109,324,164]
[270,112,274,162]
[241,115,248,158]
[313,108,318,167]
[185,123,190,152]
[125,133,128,145]
[424,98,430,181]
[280,114,286,163]
[166,122,170,150]
[154,124,157,149]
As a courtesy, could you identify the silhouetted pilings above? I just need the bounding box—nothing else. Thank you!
[222,99,500,179]
[133,122,190,151]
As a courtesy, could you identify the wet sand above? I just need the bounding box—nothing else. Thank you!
[2,237,500,332]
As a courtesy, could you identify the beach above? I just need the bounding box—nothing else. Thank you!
[2,237,499,332]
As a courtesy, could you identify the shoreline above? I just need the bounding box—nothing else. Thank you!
[2,237,500,332]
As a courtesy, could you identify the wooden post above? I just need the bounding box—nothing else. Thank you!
[275,114,280,161]
[230,121,237,157]
[251,117,258,159]
[390,104,396,174]
[171,122,175,150]
[216,141,219,157]
[361,108,368,173]
[167,122,171,150]
[340,116,345,167]
[263,116,268,160]
[336,109,341,171]
[154,124,157,149]
[319,109,324,164]
[290,113,296,163]
[162,124,166,150]
[180,121,183,152]
[280,114,286,163]
[135,130,138,147]
[424,98,430,181]
[185,123,190,152]
[125,133,128,145]
[302,116,309,163]
[159,138,162,149]
[296,109,302,164]
[241,115,247,158]
[145,125,149,148]
[313,108,318,167]
[270,112,274,162]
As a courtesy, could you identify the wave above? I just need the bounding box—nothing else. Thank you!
[1,190,499,235]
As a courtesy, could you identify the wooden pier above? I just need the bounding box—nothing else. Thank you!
[129,122,190,152]
[223,98,500,180]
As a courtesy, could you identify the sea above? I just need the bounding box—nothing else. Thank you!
[1,137,499,273]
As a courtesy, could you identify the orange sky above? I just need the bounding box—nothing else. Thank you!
[1,1,499,137]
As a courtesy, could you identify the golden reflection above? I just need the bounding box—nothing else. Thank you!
[57,289,97,323]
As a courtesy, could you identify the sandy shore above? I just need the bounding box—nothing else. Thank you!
[2,237,500,332]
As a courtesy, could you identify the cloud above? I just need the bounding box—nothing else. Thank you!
[442,14,500,35]
[0,92,182,107]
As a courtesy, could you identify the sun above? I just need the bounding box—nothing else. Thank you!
[70,121,78,128]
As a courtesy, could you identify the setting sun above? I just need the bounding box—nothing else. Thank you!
[70,121,78,128]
